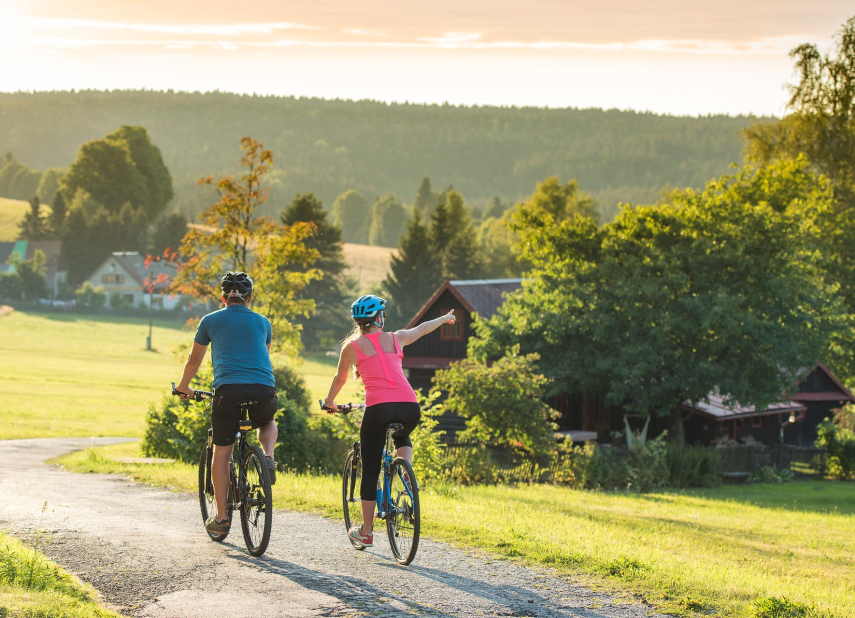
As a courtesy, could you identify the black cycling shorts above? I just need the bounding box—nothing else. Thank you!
[211,383,277,446]
[359,401,421,500]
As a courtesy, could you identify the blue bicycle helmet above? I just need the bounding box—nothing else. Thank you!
[351,294,386,320]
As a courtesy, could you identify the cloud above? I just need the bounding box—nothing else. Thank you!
[28,18,315,36]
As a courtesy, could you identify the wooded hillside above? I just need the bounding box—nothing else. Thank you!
[0,90,763,219]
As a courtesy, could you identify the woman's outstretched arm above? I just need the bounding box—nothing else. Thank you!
[395,310,456,347]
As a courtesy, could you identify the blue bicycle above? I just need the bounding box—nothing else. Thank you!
[321,401,421,565]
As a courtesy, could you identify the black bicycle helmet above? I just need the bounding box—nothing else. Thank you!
[221,271,254,299]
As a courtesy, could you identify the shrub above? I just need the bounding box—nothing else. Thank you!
[409,390,447,483]
[443,444,498,484]
[109,292,131,310]
[752,596,813,618]
[627,433,670,492]
[432,353,558,456]
[141,362,345,472]
[815,417,855,480]
[751,465,795,484]
[667,445,722,487]
[75,281,106,308]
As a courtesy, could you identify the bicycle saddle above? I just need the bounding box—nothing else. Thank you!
[386,423,404,431]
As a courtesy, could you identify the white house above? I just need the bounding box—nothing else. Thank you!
[87,251,183,309]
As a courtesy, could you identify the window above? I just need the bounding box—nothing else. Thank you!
[101,274,124,285]
[439,309,464,341]
[719,421,729,432]
[752,416,763,428]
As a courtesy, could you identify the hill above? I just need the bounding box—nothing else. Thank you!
[0,91,764,220]
[0,197,30,242]
[342,243,396,290]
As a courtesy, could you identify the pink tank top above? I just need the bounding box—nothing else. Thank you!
[352,332,418,407]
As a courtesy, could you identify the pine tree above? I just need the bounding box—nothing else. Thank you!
[49,191,67,238]
[281,192,350,349]
[429,194,454,255]
[413,177,436,214]
[17,197,50,240]
[384,209,443,327]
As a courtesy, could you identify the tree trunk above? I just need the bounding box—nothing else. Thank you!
[667,407,686,446]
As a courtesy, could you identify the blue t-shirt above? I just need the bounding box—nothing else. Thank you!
[194,305,275,390]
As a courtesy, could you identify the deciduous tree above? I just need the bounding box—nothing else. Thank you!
[332,189,370,244]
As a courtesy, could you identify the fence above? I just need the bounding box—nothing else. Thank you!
[435,442,826,485]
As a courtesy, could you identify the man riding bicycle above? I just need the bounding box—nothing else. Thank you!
[175,271,278,535]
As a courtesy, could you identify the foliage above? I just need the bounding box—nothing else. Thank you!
[36,167,65,205]
[74,281,106,308]
[477,212,525,278]
[627,434,670,492]
[368,193,408,247]
[0,91,757,221]
[150,212,188,255]
[751,466,796,484]
[17,196,51,240]
[752,596,815,618]
[743,17,855,385]
[515,176,600,224]
[61,190,148,283]
[60,125,173,221]
[413,176,438,213]
[472,159,844,444]
[1,249,48,301]
[383,208,443,328]
[432,353,558,455]
[49,190,67,237]
[408,389,447,483]
[666,445,722,488]
[280,192,350,350]
[815,416,855,480]
[0,158,41,201]
[171,136,321,356]
[331,189,370,244]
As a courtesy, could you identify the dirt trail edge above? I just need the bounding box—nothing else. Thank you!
[0,438,667,618]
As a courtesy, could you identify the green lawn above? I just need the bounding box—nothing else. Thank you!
[0,311,360,440]
[57,443,855,618]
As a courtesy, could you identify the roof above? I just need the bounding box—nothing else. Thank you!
[791,362,855,403]
[0,241,65,279]
[90,251,177,291]
[405,278,523,328]
[681,394,806,420]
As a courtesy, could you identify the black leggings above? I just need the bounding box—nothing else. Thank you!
[360,402,421,501]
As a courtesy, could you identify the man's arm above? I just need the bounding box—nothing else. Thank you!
[176,342,208,398]
[395,310,456,347]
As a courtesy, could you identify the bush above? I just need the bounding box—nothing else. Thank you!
[409,390,447,483]
[75,281,106,308]
[109,292,131,310]
[815,417,855,480]
[667,445,722,487]
[627,433,670,492]
[141,362,346,472]
[753,596,813,618]
[751,465,795,484]
[432,353,558,456]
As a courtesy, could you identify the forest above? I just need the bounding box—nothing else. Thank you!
[0,90,761,221]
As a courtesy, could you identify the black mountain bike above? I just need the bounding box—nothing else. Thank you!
[320,401,421,565]
[172,383,273,556]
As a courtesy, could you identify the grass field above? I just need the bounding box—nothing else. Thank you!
[56,442,855,618]
[0,197,31,242]
[342,243,396,289]
[0,311,360,440]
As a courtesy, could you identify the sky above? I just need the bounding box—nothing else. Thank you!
[1,1,852,116]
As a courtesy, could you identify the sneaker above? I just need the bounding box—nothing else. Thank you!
[265,456,277,485]
[205,516,230,535]
[348,525,373,548]
[402,472,419,491]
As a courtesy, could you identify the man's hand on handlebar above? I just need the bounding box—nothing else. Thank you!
[172,382,212,401]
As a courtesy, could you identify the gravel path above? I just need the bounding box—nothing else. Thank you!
[0,438,667,618]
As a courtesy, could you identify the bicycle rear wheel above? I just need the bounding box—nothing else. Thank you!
[238,445,273,556]
[198,444,230,542]
[342,448,365,549]
[387,458,420,565]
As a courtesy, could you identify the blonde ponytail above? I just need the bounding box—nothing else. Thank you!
[341,319,374,381]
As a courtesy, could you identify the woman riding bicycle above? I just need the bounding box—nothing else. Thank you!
[324,294,455,548]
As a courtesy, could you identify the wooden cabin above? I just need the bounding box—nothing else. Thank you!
[405,279,855,446]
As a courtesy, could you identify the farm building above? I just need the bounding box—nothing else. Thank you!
[405,278,854,446]
[0,240,67,297]
[86,251,182,309]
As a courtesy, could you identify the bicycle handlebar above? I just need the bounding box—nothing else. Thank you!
[172,382,213,401]
[319,400,365,415]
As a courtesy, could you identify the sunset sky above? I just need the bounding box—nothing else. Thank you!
[1,0,852,116]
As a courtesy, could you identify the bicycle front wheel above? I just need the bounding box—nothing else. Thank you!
[387,458,420,565]
[198,444,229,542]
[342,448,365,549]
[238,445,273,556]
